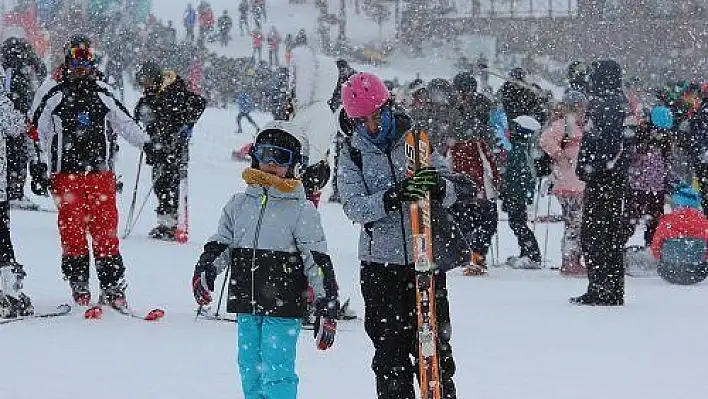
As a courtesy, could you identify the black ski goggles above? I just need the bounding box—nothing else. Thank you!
[252,144,295,167]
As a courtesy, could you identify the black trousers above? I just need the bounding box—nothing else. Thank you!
[5,135,28,201]
[505,200,541,262]
[237,112,259,133]
[581,176,627,302]
[361,263,456,399]
[449,199,498,256]
[0,202,15,263]
[152,155,181,217]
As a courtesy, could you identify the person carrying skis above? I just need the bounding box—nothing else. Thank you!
[31,35,149,308]
[539,90,587,276]
[134,60,206,241]
[183,3,197,43]
[191,120,339,399]
[266,26,282,66]
[1,37,47,210]
[337,72,461,399]
[238,0,250,36]
[217,10,233,47]
[0,82,35,318]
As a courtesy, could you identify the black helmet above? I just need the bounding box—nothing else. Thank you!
[427,78,453,105]
[136,60,163,88]
[509,67,526,81]
[567,61,589,91]
[453,71,477,93]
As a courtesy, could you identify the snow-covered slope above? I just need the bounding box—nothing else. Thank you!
[1,2,707,399]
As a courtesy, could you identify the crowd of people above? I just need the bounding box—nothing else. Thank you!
[2,3,708,399]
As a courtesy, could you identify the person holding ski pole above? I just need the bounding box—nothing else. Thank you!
[191,120,339,399]
[337,71,467,399]
[31,35,148,308]
[134,60,206,241]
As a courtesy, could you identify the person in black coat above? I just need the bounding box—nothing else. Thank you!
[327,59,356,203]
[134,61,206,240]
[498,67,548,127]
[573,59,633,306]
[1,37,47,207]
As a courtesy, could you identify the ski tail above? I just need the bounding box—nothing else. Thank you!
[405,130,442,399]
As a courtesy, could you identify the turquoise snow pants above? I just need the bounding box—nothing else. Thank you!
[237,314,302,399]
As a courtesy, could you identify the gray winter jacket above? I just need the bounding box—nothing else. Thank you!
[337,114,458,266]
[0,94,27,202]
[200,182,337,318]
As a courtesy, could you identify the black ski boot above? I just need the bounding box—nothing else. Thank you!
[0,261,33,318]
[99,279,128,310]
[149,225,176,241]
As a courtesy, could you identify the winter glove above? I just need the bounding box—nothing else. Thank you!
[192,265,216,306]
[313,297,339,350]
[29,162,50,196]
[382,168,442,213]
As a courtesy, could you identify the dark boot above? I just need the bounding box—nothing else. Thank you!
[96,255,127,309]
[62,255,91,305]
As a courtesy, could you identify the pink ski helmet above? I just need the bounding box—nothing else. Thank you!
[341,72,391,118]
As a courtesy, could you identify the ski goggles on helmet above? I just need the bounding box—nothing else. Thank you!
[253,144,295,166]
[68,47,95,68]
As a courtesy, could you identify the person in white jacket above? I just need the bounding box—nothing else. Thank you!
[0,79,35,318]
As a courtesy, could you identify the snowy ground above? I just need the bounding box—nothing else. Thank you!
[1,1,708,399]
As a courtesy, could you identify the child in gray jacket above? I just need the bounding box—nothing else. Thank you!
[191,120,339,399]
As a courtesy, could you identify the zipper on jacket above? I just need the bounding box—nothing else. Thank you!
[250,187,269,314]
[386,152,409,266]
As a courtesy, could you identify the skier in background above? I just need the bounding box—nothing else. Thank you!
[0,82,34,318]
[134,60,206,241]
[236,90,259,134]
[267,26,282,66]
[338,72,460,399]
[238,0,250,36]
[250,28,264,62]
[326,58,356,203]
[217,10,233,47]
[32,35,149,308]
[183,3,197,43]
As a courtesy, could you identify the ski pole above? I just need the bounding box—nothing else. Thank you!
[123,151,144,236]
[542,194,552,269]
[214,266,231,318]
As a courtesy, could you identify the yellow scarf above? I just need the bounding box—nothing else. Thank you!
[242,168,301,193]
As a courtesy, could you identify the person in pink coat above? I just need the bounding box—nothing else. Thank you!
[539,90,587,276]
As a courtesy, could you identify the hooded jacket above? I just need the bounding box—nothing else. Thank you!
[337,113,464,267]
[195,173,337,318]
[576,60,631,183]
[134,71,206,158]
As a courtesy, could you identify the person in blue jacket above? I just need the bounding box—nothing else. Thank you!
[236,91,260,134]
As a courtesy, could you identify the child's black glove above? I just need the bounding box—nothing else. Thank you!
[313,298,339,350]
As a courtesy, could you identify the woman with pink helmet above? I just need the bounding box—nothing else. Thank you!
[337,71,466,399]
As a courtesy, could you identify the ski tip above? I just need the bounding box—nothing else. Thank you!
[84,306,103,320]
[174,230,188,244]
[144,309,165,321]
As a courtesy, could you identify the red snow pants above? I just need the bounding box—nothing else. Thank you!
[51,171,120,258]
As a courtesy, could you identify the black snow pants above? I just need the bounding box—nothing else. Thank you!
[5,135,28,201]
[448,198,498,256]
[504,200,541,262]
[152,153,182,218]
[581,175,628,303]
[360,262,456,399]
[0,202,15,263]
